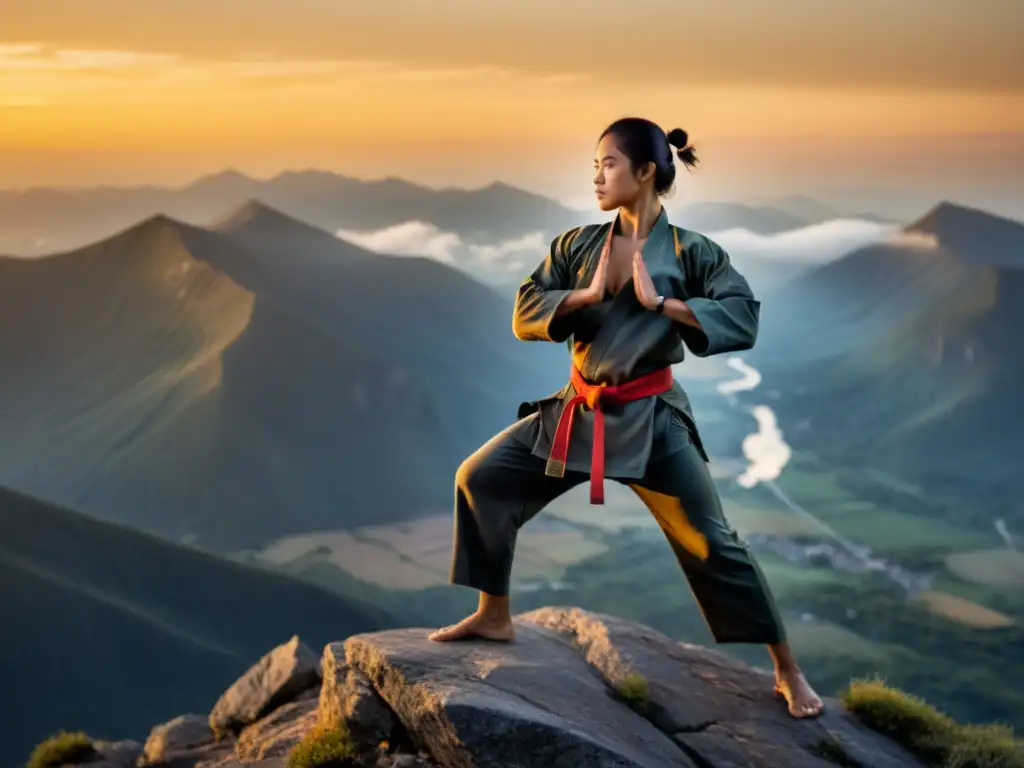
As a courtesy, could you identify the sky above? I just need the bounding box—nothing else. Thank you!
[1,0,1022,213]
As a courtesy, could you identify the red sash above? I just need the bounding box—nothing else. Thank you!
[545,365,674,504]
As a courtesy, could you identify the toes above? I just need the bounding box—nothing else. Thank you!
[798,701,824,718]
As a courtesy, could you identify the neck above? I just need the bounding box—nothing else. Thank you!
[617,198,662,239]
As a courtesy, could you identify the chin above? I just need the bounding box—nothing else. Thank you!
[596,196,617,212]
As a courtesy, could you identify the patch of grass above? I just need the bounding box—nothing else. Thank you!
[616,671,651,715]
[841,679,1024,768]
[287,721,362,768]
[25,731,96,768]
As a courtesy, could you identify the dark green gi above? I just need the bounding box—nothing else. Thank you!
[448,207,786,645]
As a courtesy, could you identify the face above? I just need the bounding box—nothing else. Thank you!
[592,133,652,212]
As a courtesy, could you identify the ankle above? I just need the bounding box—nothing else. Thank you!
[477,594,512,622]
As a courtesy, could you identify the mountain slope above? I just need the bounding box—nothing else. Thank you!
[747,202,1024,527]
[0,484,397,768]
[0,206,567,549]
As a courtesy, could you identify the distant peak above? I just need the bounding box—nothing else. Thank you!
[906,200,1015,235]
[76,211,196,257]
[903,200,1024,265]
[134,212,186,234]
[211,198,302,230]
[181,169,257,190]
[269,168,357,184]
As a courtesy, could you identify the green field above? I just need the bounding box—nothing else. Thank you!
[773,455,999,554]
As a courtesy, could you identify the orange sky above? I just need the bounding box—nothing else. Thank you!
[1,0,1022,210]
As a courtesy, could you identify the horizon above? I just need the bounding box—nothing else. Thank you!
[2,1,1023,219]
[2,164,1022,227]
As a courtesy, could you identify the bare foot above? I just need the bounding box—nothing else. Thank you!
[428,611,515,643]
[774,668,824,718]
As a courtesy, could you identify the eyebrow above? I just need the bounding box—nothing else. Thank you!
[593,155,615,163]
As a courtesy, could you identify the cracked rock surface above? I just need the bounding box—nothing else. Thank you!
[54,607,930,768]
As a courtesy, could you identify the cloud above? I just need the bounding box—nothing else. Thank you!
[52,49,178,70]
[330,216,892,289]
[0,44,177,72]
[0,42,586,109]
[384,65,512,83]
[0,41,575,87]
[469,231,547,266]
[333,220,546,280]
[0,42,45,57]
[705,218,898,264]
[335,221,460,265]
[222,58,394,80]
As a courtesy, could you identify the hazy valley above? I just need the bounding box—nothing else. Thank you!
[2,173,1022,765]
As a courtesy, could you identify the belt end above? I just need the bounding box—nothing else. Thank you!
[545,458,566,478]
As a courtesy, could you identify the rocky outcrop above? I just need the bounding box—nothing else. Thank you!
[50,607,929,768]
[209,635,321,737]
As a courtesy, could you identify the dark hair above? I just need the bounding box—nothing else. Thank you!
[599,117,699,196]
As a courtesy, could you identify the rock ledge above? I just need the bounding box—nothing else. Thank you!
[54,607,928,768]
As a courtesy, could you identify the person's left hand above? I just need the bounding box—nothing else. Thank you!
[632,252,660,310]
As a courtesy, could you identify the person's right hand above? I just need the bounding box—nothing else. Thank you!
[582,240,610,303]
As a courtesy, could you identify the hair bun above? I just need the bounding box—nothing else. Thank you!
[667,128,689,148]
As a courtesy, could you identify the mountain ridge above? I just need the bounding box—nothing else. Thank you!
[0,168,897,258]
[902,200,1024,265]
[747,200,1024,533]
[0,201,566,549]
[0,483,397,768]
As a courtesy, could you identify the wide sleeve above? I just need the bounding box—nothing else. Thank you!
[511,228,579,343]
[679,236,760,357]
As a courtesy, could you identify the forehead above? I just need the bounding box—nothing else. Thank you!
[594,133,625,159]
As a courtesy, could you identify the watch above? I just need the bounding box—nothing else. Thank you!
[653,296,666,314]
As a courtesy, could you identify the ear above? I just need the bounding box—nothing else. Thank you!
[636,161,656,185]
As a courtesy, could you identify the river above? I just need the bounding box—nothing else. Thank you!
[715,355,929,592]
[715,357,791,488]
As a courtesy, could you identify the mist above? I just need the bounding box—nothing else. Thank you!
[334,216,900,294]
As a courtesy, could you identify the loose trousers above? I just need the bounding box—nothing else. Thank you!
[447,419,787,645]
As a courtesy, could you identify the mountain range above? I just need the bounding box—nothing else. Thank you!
[0,169,891,258]
[747,201,1024,530]
[0,200,567,551]
[0,483,396,768]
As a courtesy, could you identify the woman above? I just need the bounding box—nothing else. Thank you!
[429,117,824,719]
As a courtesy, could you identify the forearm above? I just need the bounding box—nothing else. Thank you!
[661,297,702,330]
[553,289,599,317]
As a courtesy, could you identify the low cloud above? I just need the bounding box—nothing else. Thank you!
[469,231,547,266]
[335,221,460,265]
[706,218,898,264]
[335,220,545,278]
